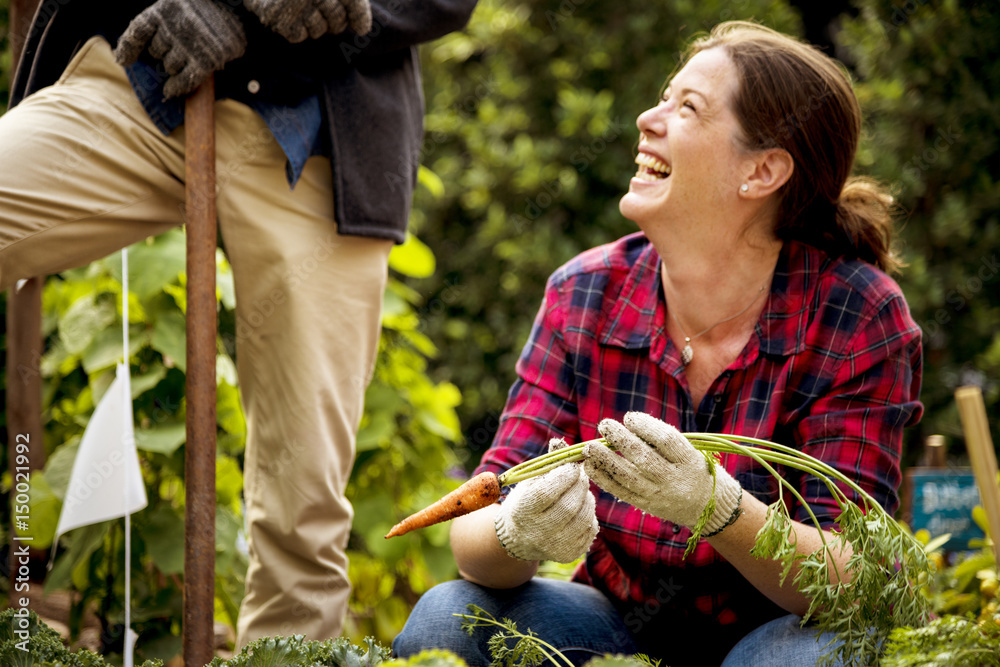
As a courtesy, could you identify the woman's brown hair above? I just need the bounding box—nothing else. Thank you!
[684,21,900,273]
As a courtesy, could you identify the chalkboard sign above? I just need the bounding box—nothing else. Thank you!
[907,468,986,551]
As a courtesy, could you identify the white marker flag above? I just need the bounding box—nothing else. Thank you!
[54,361,148,540]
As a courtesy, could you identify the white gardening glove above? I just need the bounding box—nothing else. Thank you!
[583,412,743,536]
[494,438,599,563]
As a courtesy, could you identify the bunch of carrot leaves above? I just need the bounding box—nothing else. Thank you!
[493,433,933,667]
[456,605,660,667]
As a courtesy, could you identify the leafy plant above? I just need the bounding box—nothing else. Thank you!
[0,608,163,667]
[884,507,999,665]
[917,506,998,621]
[455,605,657,667]
[880,614,1000,667]
[386,648,472,667]
[206,634,391,667]
[12,232,246,662]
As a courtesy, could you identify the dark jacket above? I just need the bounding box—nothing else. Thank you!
[11,0,478,243]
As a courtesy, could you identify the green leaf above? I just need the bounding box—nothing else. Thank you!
[139,504,186,574]
[217,248,237,311]
[135,422,187,455]
[215,504,246,574]
[81,324,144,374]
[59,293,117,354]
[45,521,110,593]
[217,353,239,387]
[130,362,169,399]
[389,233,436,279]
[151,309,187,371]
[417,164,446,198]
[122,230,187,301]
[923,532,953,555]
[357,418,396,453]
[216,455,244,512]
[217,380,246,439]
[43,439,81,501]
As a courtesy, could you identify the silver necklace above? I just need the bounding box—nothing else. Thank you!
[670,285,767,366]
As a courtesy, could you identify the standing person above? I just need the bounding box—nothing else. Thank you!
[393,21,922,667]
[0,0,477,648]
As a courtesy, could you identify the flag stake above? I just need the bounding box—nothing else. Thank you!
[183,76,218,667]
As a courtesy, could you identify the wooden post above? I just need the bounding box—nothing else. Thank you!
[923,434,947,469]
[954,386,1000,567]
[6,0,45,609]
[901,434,948,529]
[183,77,217,667]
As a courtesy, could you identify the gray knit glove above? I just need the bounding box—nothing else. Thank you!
[244,0,373,43]
[494,438,599,563]
[115,0,247,99]
[584,413,744,536]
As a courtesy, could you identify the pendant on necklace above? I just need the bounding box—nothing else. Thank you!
[681,338,694,365]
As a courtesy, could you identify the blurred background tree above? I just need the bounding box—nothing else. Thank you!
[1,0,998,662]
[840,0,1000,458]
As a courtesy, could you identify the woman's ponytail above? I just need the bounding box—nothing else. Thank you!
[834,177,901,274]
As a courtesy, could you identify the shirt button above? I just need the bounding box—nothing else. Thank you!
[247,80,261,94]
[672,524,682,534]
[714,394,723,402]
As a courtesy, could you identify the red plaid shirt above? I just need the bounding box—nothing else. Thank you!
[475,232,923,660]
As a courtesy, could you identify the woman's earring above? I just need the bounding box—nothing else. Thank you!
[740,184,749,193]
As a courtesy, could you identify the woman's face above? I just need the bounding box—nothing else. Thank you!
[620,47,749,229]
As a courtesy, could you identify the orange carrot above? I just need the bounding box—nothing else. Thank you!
[385,471,502,538]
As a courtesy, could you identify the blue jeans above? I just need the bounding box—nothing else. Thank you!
[392,579,843,667]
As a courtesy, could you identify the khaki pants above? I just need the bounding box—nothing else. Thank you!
[0,37,392,646]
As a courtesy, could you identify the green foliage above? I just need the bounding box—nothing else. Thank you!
[456,605,657,667]
[0,608,162,667]
[10,233,247,663]
[883,507,999,664]
[207,634,392,667]
[881,615,1000,666]
[914,505,999,621]
[389,649,466,667]
[413,0,803,463]
[385,648,471,667]
[839,0,1000,453]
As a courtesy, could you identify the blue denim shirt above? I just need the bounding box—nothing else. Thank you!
[125,60,324,187]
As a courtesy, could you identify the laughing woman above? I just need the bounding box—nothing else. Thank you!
[393,21,922,667]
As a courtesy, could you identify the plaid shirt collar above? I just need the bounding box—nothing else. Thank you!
[599,237,816,365]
